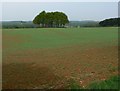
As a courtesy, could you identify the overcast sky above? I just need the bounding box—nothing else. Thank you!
[2,2,118,21]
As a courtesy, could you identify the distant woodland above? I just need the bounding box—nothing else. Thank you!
[1,17,119,29]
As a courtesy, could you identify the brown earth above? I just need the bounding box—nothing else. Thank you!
[2,45,118,89]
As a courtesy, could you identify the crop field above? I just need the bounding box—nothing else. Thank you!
[2,27,118,89]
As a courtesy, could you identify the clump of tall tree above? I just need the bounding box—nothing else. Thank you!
[99,18,120,27]
[33,11,69,28]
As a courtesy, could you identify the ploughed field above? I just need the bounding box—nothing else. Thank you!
[2,27,118,89]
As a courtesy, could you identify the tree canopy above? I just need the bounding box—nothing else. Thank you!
[33,11,69,28]
[99,18,120,27]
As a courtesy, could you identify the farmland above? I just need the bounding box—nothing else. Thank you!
[2,27,118,89]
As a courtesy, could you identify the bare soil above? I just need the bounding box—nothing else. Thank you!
[2,45,118,89]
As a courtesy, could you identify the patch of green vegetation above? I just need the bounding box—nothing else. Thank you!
[67,75,119,90]
[88,75,119,89]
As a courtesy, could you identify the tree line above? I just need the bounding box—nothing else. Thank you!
[2,16,119,29]
[33,11,69,28]
[99,18,120,27]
